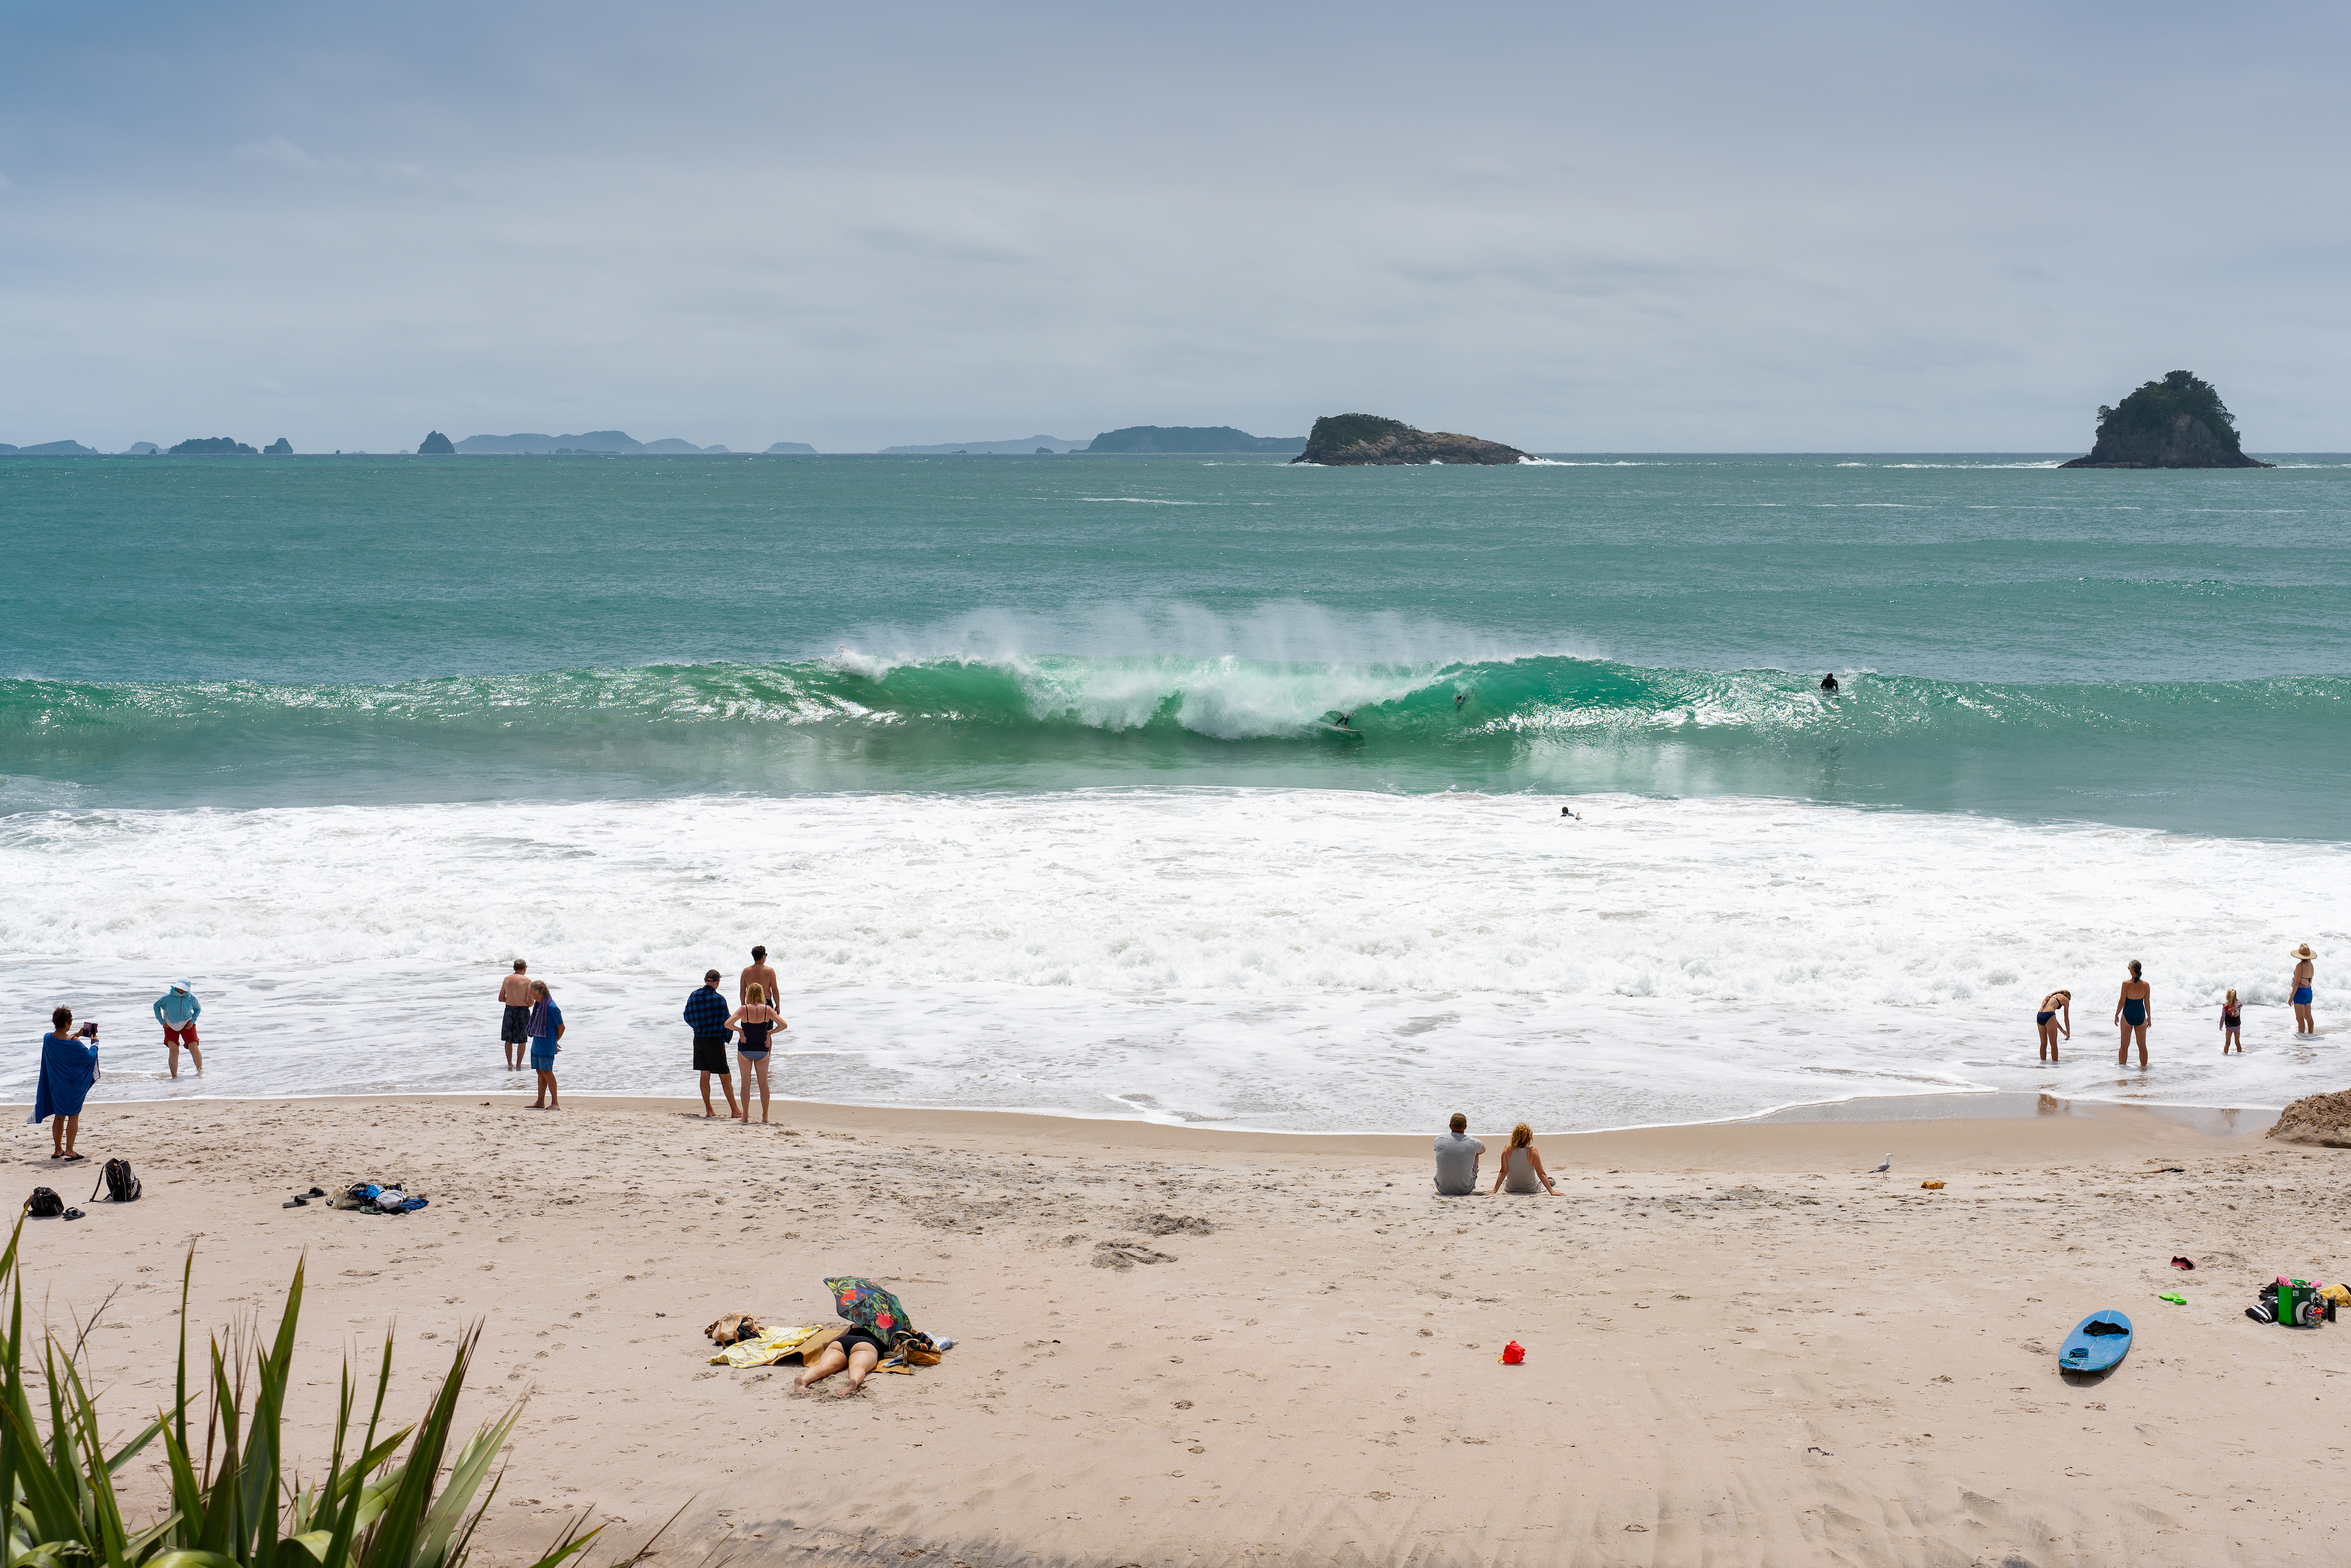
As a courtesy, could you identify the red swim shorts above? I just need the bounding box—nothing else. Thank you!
[165,1025,199,1046]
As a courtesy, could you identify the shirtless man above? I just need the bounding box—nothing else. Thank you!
[497,959,533,1072]
[740,945,779,1008]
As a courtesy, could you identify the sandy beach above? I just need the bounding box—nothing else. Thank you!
[8,1094,2346,1567]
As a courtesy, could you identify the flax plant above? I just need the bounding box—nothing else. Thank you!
[0,1223,640,1568]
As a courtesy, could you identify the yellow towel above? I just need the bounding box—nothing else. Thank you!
[2320,1283,2350,1308]
[710,1323,831,1369]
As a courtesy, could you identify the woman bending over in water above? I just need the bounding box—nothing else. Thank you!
[1490,1123,1559,1196]
[2034,990,2071,1061]
[2115,960,2152,1069]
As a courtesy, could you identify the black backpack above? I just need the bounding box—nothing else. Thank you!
[91,1159,140,1204]
[25,1188,63,1219]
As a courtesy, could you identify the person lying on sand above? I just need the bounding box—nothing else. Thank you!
[1491,1122,1558,1196]
[794,1330,883,1396]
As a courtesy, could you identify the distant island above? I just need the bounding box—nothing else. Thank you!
[1084,426,1306,454]
[764,442,818,455]
[168,436,260,456]
[0,439,101,456]
[2060,371,2271,469]
[419,431,457,455]
[1292,414,1528,466]
[443,430,729,455]
[880,434,1087,455]
[263,438,293,456]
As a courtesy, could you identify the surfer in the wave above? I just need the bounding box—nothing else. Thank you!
[1819,673,1839,694]
[1454,691,1468,711]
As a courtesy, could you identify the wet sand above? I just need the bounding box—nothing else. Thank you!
[11,1094,2348,1567]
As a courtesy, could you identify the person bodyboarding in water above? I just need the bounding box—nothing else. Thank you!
[1819,673,1840,693]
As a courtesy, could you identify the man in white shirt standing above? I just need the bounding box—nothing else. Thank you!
[1433,1112,1484,1196]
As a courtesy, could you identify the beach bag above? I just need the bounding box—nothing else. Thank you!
[2251,1278,2335,1327]
[824,1275,918,1346]
[92,1158,140,1203]
[24,1188,62,1219]
[706,1311,763,1346]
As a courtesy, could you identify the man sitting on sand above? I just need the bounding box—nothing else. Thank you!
[1434,1112,1484,1196]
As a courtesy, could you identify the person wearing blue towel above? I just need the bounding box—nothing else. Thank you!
[526,980,566,1109]
[32,1005,100,1160]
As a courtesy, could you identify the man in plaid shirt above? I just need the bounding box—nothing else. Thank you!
[684,968,740,1119]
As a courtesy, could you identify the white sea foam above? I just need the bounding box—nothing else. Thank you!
[6,790,2344,1130]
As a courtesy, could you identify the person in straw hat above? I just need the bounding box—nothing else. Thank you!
[2289,943,2317,1036]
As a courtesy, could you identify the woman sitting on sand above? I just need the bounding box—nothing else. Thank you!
[1490,1123,1559,1196]
[725,983,785,1125]
[2034,989,2071,1061]
[2114,960,2152,1070]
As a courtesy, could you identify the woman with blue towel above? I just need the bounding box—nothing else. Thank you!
[32,1005,100,1160]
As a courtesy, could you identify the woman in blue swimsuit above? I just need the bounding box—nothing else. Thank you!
[2114,960,2152,1069]
[2034,990,2071,1062]
[2289,943,2316,1036]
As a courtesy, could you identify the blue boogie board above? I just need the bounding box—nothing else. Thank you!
[2059,1310,2133,1373]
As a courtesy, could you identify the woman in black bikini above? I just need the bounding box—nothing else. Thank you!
[2114,960,2152,1069]
[2033,990,2071,1061]
[724,983,786,1125]
[2219,988,2242,1053]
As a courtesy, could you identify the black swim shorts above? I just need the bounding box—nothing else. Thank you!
[500,1004,530,1044]
[693,1034,732,1074]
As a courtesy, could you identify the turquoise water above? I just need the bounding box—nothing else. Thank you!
[6,452,2348,836]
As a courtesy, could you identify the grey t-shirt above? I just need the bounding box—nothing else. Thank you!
[1433,1131,1485,1196]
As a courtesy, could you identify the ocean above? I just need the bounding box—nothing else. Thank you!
[5,451,2348,1129]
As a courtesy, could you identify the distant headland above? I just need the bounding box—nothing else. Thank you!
[2060,371,2271,469]
[879,435,1085,455]
[440,430,733,455]
[1083,426,1305,454]
[1292,414,1528,466]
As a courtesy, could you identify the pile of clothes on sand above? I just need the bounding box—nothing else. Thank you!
[284,1181,429,1214]
[707,1275,954,1373]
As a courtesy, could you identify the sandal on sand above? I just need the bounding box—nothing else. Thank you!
[62,1209,84,1221]
[60,1153,85,1162]
[2170,1257,2196,1270]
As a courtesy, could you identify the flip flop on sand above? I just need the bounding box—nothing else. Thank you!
[2171,1257,2196,1270]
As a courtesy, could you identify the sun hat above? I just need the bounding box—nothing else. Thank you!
[2291,943,2317,959]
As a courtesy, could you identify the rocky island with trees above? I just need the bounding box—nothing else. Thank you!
[2061,371,2271,469]
[1291,413,1528,465]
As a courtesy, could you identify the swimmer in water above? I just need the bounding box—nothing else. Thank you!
[1819,673,1839,693]
[1455,691,1468,710]
[1559,806,1580,820]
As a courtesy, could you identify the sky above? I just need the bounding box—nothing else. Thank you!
[3,1,2348,453]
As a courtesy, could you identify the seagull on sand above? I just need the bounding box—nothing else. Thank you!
[1870,1153,1892,1174]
